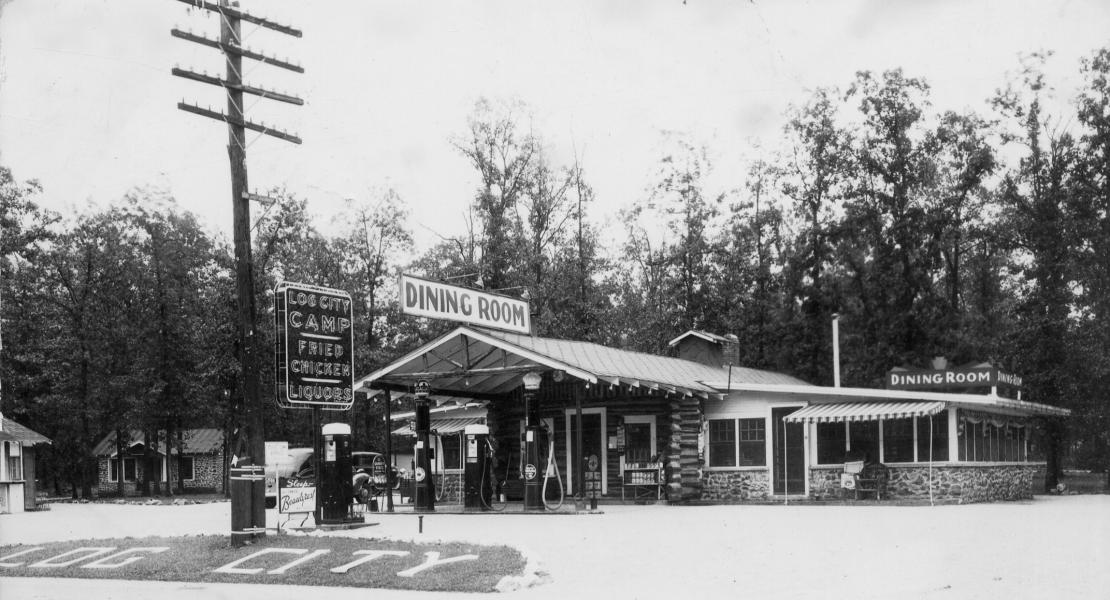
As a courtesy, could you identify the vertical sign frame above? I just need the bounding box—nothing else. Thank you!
[274,282,354,410]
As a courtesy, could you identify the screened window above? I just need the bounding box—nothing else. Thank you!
[848,421,880,463]
[916,413,949,461]
[816,422,847,464]
[882,418,915,463]
[708,419,736,467]
[737,419,766,466]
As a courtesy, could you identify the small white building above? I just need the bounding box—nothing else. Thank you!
[0,412,52,513]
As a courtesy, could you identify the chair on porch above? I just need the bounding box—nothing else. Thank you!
[842,460,886,500]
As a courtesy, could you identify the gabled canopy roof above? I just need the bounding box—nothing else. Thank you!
[357,326,806,400]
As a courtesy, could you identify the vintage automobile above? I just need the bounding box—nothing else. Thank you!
[351,451,399,504]
[263,447,314,508]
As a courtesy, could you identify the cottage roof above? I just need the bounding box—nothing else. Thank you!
[0,415,52,445]
[92,428,224,457]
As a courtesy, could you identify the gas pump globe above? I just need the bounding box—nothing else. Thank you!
[521,371,543,511]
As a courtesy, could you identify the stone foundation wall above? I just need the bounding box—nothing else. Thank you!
[700,470,772,501]
[810,463,1042,503]
[436,472,463,504]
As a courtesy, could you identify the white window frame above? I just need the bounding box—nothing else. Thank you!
[618,415,657,474]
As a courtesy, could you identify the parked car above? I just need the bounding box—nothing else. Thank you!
[264,447,313,508]
[351,451,398,504]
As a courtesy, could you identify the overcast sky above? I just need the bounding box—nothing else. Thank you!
[2,0,1108,252]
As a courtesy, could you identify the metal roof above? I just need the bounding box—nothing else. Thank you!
[0,417,51,445]
[392,416,486,436]
[705,382,1071,418]
[358,326,807,400]
[92,428,224,457]
[783,401,947,423]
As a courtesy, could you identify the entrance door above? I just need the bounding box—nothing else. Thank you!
[566,411,605,495]
[772,407,805,495]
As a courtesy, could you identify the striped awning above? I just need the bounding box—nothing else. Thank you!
[783,401,947,423]
[392,417,485,436]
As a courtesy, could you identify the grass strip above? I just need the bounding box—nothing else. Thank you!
[0,534,526,592]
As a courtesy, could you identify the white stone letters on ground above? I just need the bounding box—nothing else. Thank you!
[29,547,117,568]
[329,550,410,574]
[396,551,479,578]
[2,542,487,581]
[81,547,169,569]
[0,547,45,566]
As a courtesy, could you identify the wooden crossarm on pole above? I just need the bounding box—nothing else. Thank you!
[171,29,304,73]
[177,102,302,144]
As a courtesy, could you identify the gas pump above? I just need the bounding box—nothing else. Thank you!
[413,380,435,512]
[319,422,353,524]
[521,372,543,511]
[463,424,492,510]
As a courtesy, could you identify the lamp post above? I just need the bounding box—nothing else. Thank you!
[521,371,544,511]
[413,380,435,512]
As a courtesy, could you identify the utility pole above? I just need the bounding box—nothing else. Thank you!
[171,0,302,545]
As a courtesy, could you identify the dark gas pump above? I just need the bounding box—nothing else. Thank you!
[319,422,353,524]
[413,380,435,512]
[521,372,543,511]
[463,424,492,510]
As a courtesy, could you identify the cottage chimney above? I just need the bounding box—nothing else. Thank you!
[668,330,739,368]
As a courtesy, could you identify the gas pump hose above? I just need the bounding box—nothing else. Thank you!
[541,438,564,510]
[479,439,507,512]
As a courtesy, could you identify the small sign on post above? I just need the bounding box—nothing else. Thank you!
[274,282,354,410]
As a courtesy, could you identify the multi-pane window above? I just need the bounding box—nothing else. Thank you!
[708,419,736,467]
[816,411,957,465]
[111,457,138,482]
[624,422,654,464]
[707,418,766,468]
[957,411,1028,462]
[737,419,766,466]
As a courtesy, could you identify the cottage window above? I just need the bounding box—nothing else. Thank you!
[6,442,22,481]
[707,419,736,467]
[179,456,195,481]
[123,458,137,482]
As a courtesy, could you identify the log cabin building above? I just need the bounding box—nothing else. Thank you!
[358,326,1068,504]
